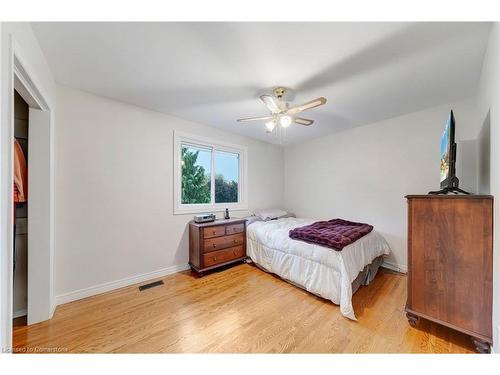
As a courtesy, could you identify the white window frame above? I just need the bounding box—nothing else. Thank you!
[173,131,248,215]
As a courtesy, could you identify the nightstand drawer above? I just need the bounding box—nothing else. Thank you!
[204,233,244,253]
[203,225,226,239]
[226,223,245,235]
[203,245,244,267]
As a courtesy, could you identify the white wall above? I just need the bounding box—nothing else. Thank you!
[475,23,500,353]
[0,22,5,352]
[283,99,477,272]
[477,113,490,194]
[54,85,284,299]
[1,23,56,351]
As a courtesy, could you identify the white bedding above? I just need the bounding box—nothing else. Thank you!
[246,217,391,320]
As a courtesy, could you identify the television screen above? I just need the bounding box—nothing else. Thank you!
[430,110,466,194]
[440,113,452,183]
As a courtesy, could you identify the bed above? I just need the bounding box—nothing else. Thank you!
[246,217,391,320]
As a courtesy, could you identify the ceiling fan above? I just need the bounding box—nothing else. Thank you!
[237,87,327,133]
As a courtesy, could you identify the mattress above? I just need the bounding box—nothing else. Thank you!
[246,217,391,320]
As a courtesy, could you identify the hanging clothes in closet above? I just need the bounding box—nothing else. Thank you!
[14,138,28,204]
[13,138,27,272]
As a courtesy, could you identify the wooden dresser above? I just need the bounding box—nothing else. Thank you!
[405,195,493,353]
[189,218,247,275]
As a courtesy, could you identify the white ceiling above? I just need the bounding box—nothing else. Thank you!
[32,22,491,145]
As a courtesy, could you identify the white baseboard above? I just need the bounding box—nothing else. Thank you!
[494,326,500,353]
[55,263,190,307]
[13,309,27,319]
[382,261,407,274]
[51,300,57,318]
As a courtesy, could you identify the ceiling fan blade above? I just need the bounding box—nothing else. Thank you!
[237,115,273,123]
[287,97,327,115]
[294,117,314,126]
[260,94,281,113]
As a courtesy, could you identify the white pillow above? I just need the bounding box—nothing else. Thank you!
[243,215,263,225]
[254,208,289,221]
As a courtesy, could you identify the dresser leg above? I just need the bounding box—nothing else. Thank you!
[406,312,419,327]
[472,338,491,354]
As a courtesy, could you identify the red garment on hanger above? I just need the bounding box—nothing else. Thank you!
[13,138,27,203]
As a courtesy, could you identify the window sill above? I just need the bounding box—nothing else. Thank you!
[173,204,248,216]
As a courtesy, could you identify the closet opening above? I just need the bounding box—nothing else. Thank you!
[11,65,52,334]
[13,90,29,328]
[1,44,53,350]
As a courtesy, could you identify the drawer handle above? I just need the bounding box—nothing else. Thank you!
[234,240,238,243]
[213,243,216,248]
[213,256,217,261]
[233,251,237,255]
[212,231,216,235]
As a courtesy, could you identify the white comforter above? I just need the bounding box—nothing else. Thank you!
[246,218,390,320]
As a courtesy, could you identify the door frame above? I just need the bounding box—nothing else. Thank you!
[1,35,54,352]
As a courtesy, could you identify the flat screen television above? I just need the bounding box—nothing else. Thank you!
[440,111,455,189]
[430,110,469,195]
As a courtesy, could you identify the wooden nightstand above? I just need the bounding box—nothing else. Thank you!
[189,218,247,275]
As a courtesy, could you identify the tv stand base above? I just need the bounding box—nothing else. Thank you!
[428,186,470,195]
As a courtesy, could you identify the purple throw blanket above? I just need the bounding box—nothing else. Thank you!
[289,218,373,251]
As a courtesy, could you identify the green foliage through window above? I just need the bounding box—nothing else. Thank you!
[181,146,210,204]
[215,175,238,203]
[181,145,239,205]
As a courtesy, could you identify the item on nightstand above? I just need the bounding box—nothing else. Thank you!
[194,213,216,223]
[224,208,230,220]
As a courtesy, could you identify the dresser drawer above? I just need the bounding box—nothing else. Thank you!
[203,225,226,239]
[226,223,245,235]
[204,233,244,253]
[203,245,244,267]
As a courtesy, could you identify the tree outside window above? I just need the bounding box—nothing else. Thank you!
[181,145,239,205]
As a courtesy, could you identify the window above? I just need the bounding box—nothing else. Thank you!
[214,150,239,203]
[174,131,247,214]
[181,144,212,204]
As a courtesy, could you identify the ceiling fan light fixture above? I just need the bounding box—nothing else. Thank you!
[265,120,276,132]
[236,87,327,139]
[279,115,292,128]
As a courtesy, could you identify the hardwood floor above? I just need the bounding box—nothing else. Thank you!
[12,264,475,353]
